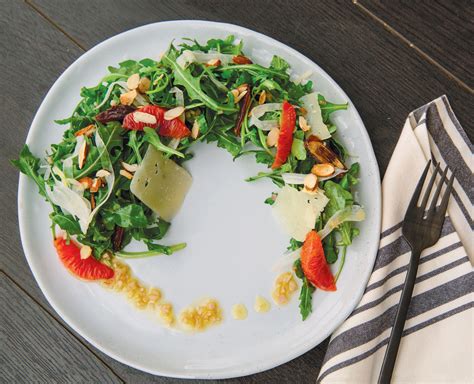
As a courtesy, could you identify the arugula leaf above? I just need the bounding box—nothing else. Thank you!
[264,197,275,205]
[299,278,315,320]
[323,232,338,264]
[180,35,242,54]
[324,181,353,217]
[293,259,315,320]
[107,204,148,228]
[162,51,237,113]
[287,238,303,252]
[11,145,48,199]
[116,242,186,258]
[255,151,274,165]
[127,130,143,162]
[51,213,82,235]
[75,123,122,179]
[143,128,185,158]
[340,162,360,190]
[270,55,290,72]
[210,131,241,157]
[318,94,348,123]
[142,220,171,240]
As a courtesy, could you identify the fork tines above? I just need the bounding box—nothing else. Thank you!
[407,160,455,218]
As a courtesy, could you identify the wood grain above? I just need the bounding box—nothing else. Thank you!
[0,273,122,384]
[359,0,474,87]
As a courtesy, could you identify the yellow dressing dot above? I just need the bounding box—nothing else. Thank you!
[179,298,222,331]
[254,295,271,313]
[231,303,248,320]
[272,271,298,305]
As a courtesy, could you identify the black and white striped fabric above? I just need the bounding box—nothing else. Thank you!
[318,96,473,383]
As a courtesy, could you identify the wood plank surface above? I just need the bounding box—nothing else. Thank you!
[1,0,472,382]
[359,0,474,87]
[0,272,122,384]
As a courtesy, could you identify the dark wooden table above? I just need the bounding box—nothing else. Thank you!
[1,1,472,383]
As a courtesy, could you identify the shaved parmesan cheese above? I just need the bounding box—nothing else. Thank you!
[170,86,184,106]
[318,205,365,240]
[300,92,331,140]
[46,179,91,233]
[272,186,329,242]
[248,103,282,131]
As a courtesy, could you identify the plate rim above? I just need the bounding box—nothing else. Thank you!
[17,20,381,379]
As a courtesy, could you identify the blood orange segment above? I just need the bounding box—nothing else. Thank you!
[300,230,336,291]
[271,100,296,169]
[122,105,191,138]
[54,237,114,280]
[122,105,164,130]
[159,118,191,138]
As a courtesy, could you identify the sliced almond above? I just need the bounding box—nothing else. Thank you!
[237,84,248,93]
[120,169,134,180]
[266,127,280,147]
[126,73,140,90]
[120,89,137,106]
[137,77,151,93]
[121,161,138,173]
[133,111,157,125]
[164,106,185,121]
[206,58,221,67]
[311,163,335,177]
[90,178,102,193]
[74,124,96,137]
[299,116,311,132]
[80,245,92,260]
[96,169,111,178]
[258,90,267,105]
[191,119,200,139]
[78,177,93,189]
[78,141,88,169]
[234,90,248,103]
[303,173,318,191]
[230,89,240,100]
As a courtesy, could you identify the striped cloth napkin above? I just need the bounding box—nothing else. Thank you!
[317,96,473,383]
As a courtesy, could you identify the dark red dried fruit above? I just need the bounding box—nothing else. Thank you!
[112,226,125,251]
[96,105,136,124]
[232,55,253,64]
[234,85,252,136]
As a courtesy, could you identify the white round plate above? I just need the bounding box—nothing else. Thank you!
[18,21,381,379]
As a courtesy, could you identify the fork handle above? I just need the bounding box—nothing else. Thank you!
[378,247,421,384]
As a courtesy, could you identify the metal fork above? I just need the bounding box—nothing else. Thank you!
[378,160,455,384]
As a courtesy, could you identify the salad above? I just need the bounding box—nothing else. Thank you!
[13,35,364,321]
